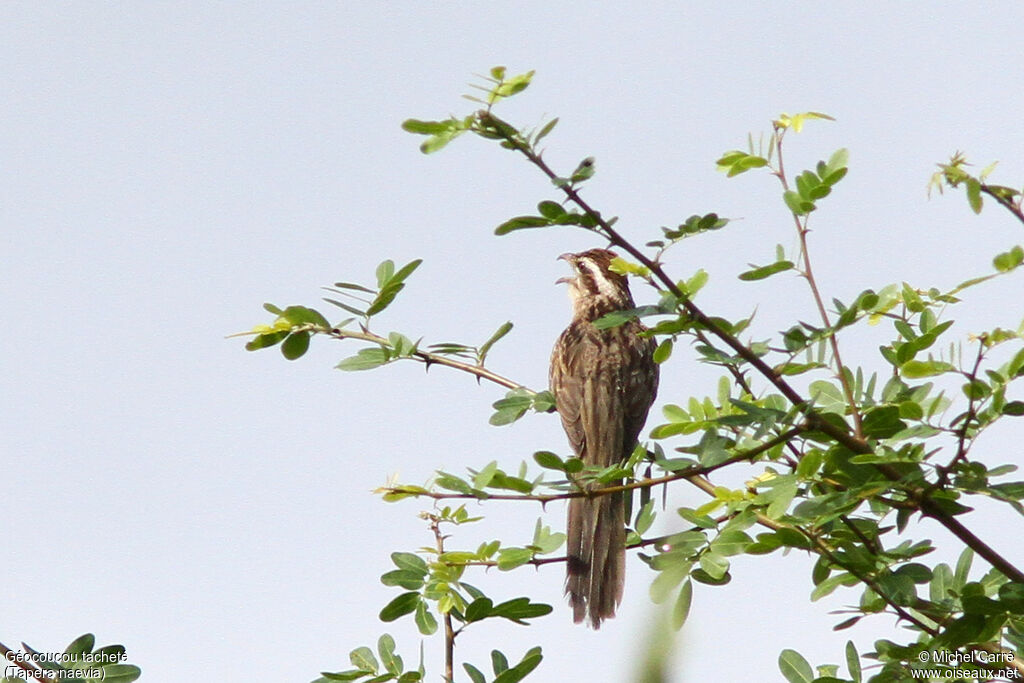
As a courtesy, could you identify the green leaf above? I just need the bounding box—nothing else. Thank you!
[778,649,814,683]
[380,592,420,622]
[533,451,565,471]
[497,548,533,570]
[490,597,553,622]
[900,359,956,378]
[367,282,406,316]
[280,305,331,328]
[337,347,391,371]
[463,663,487,683]
[783,190,815,215]
[378,634,400,676]
[323,297,367,317]
[281,331,310,360]
[375,260,395,289]
[671,579,693,630]
[998,582,1024,611]
[939,613,986,647]
[350,646,379,673]
[966,177,983,213]
[570,156,596,182]
[1003,401,1024,416]
[246,330,289,351]
[402,119,456,135]
[381,570,426,590]
[464,597,494,623]
[64,634,95,656]
[391,552,427,574]
[95,664,141,683]
[493,648,543,683]
[473,460,499,489]
[389,259,424,287]
[494,215,551,235]
[479,321,514,360]
[993,245,1024,272]
[537,200,565,219]
[493,69,534,100]
[954,548,974,588]
[415,601,438,635]
[739,260,794,281]
[491,651,509,675]
[653,338,673,364]
[420,130,464,154]
[716,151,768,176]
[711,530,752,556]
[845,641,862,683]
[698,551,729,579]
[534,117,559,144]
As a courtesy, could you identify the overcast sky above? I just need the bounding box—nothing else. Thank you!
[3,4,1023,682]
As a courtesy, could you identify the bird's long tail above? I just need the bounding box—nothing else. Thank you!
[566,489,625,629]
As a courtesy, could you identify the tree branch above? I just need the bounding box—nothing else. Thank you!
[321,325,530,392]
[479,112,1024,587]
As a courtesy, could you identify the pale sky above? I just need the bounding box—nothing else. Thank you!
[3,4,1023,682]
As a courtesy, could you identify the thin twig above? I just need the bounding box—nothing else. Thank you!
[319,325,529,392]
[772,129,863,437]
[981,184,1024,226]
[428,515,456,683]
[382,427,805,504]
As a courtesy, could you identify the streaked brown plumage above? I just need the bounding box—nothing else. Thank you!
[550,248,659,628]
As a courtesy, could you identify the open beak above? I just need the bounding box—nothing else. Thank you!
[556,253,576,285]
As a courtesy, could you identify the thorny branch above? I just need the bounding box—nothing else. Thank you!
[476,111,1024,586]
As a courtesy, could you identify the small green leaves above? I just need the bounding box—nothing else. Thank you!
[243,304,331,355]
[716,150,769,177]
[490,389,534,425]
[655,213,730,244]
[245,329,289,351]
[930,151,1023,216]
[337,347,391,371]
[494,215,552,235]
[993,245,1024,272]
[783,148,849,215]
[368,259,423,316]
[465,597,552,625]
[465,66,535,106]
[739,259,794,281]
[533,117,559,145]
[322,258,423,321]
[774,111,835,132]
[900,359,956,378]
[318,634,423,682]
[569,156,595,183]
[402,116,472,154]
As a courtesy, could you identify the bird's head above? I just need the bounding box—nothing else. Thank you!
[556,249,635,319]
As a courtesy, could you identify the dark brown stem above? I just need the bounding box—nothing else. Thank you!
[981,184,1024,226]
[429,516,456,683]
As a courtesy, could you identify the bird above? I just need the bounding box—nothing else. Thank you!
[549,248,659,628]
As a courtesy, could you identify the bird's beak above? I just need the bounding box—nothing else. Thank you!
[556,253,576,285]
